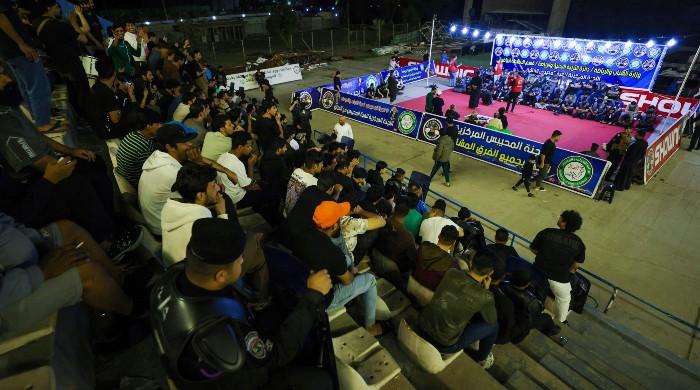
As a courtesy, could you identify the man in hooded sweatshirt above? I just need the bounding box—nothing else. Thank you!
[139,124,238,235]
[161,165,227,265]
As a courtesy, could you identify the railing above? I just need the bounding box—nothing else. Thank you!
[357,152,700,340]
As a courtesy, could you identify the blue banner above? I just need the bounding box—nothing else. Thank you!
[318,88,422,139]
[380,62,433,84]
[415,113,610,197]
[491,34,667,90]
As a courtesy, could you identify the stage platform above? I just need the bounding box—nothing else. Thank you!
[392,77,662,158]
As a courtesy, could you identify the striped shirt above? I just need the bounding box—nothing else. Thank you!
[116,131,155,188]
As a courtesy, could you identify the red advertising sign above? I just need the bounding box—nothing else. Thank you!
[399,57,479,79]
[619,88,699,119]
[644,116,686,183]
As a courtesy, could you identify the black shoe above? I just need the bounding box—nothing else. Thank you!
[108,225,145,263]
[528,193,534,197]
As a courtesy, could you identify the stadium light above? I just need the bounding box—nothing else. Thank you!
[144,21,150,25]
[242,13,246,17]
[179,18,184,22]
[334,13,338,17]
[603,41,611,49]
[212,15,217,20]
[567,40,576,49]
[646,39,655,48]
[449,25,457,33]
[484,32,491,39]
[666,38,677,47]
[624,40,632,48]
[553,40,562,48]
[496,34,503,40]
[472,29,479,38]
[461,27,468,35]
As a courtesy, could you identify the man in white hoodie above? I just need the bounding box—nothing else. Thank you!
[139,124,239,235]
[161,165,227,265]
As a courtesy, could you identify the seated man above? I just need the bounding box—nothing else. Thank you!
[366,160,387,193]
[413,225,460,291]
[403,193,424,239]
[416,253,498,368]
[373,202,417,288]
[340,203,386,263]
[554,94,576,115]
[285,150,324,216]
[489,257,516,344]
[0,215,133,337]
[161,165,228,265]
[295,201,383,336]
[485,228,519,264]
[365,83,377,99]
[503,267,560,343]
[418,199,464,244]
[115,109,162,188]
[151,218,333,390]
[201,115,236,161]
[86,59,131,139]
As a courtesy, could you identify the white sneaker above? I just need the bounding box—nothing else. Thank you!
[480,352,495,369]
[537,187,546,192]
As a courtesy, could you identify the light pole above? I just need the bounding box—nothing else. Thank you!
[426,14,436,87]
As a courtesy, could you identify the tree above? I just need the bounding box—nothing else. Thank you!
[266,5,299,49]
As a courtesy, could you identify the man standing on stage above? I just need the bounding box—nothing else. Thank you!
[534,130,561,191]
[505,71,525,112]
[493,60,503,85]
[468,70,482,109]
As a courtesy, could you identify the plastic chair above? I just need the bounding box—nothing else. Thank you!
[397,319,461,374]
[407,275,434,307]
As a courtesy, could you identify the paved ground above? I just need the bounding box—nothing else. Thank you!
[239,52,700,362]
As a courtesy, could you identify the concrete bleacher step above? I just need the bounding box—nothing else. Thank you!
[491,343,569,390]
[376,290,411,321]
[504,370,544,390]
[562,309,700,389]
[522,330,623,390]
[333,327,382,365]
[537,353,598,390]
[354,348,402,388]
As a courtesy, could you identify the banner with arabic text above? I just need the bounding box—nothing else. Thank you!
[491,34,666,90]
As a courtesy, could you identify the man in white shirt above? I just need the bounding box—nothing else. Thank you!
[333,116,354,143]
[285,150,324,215]
[418,199,464,244]
[217,131,280,223]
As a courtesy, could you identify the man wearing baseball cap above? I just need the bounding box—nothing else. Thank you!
[301,201,383,336]
[152,218,333,389]
[138,124,239,235]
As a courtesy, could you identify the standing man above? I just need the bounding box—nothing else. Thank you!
[505,71,524,112]
[333,116,354,144]
[493,60,503,85]
[614,130,648,191]
[534,130,561,192]
[530,210,585,324]
[387,72,399,103]
[428,128,454,187]
[333,70,342,91]
[425,86,436,113]
[468,70,482,109]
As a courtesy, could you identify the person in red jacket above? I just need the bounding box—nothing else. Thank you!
[505,71,525,112]
[493,60,503,84]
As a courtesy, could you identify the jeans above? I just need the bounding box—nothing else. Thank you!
[514,177,531,192]
[327,273,377,327]
[505,92,521,112]
[548,279,572,323]
[6,56,52,125]
[436,320,498,362]
[429,161,450,182]
[448,72,456,87]
[534,164,551,188]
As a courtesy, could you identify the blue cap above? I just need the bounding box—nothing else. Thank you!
[166,120,197,135]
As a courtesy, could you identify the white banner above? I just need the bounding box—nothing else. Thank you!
[225,64,302,91]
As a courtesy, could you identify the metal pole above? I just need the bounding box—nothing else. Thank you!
[241,40,245,67]
[312,31,314,49]
[268,36,272,55]
[347,0,350,48]
[674,44,700,101]
[331,29,334,57]
[426,15,435,87]
[378,22,381,48]
[160,0,169,20]
[362,26,365,48]
[392,23,395,40]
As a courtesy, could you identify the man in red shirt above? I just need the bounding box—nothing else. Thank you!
[493,60,503,84]
[505,71,525,112]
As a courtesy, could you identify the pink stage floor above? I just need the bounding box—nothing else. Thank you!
[397,89,624,157]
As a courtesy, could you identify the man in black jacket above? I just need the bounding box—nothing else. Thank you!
[615,130,648,191]
[503,267,560,343]
[151,218,333,390]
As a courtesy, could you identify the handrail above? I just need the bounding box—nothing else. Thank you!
[358,151,700,334]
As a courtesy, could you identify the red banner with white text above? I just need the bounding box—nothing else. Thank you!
[644,115,686,183]
[399,57,479,80]
[620,88,699,119]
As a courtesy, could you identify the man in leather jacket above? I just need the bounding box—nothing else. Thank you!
[150,218,333,389]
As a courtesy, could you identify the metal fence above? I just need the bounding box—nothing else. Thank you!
[357,152,700,363]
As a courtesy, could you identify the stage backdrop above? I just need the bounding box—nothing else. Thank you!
[490,34,667,90]
[300,86,611,198]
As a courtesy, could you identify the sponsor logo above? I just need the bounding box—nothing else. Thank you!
[619,91,695,117]
[299,91,313,109]
[557,156,594,188]
[321,90,336,109]
[397,110,418,135]
[648,46,662,58]
[422,118,443,141]
[494,47,503,56]
[642,59,656,71]
[633,46,647,57]
[365,74,379,89]
[616,57,629,69]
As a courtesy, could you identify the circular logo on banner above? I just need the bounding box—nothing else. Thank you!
[605,57,616,67]
[513,38,522,47]
[645,148,655,178]
[630,58,642,69]
[642,59,656,71]
[581,54,592,64]
[520,49,529,58]
[523,38,532,48]
[648,47,662,59]
[397,111,418,135]
[549,51,560,61]
[321,90,335,109]
[299,91,313,109]
[557,156,594,188]
[616,57,629,69]
[495,36,504,46]
[503,48,512,57]
[592,56,604,66]
[365,74,379,89]
[422,118,442,142]
[530,49,539,59]
[539,50,549,60]
[633,46,647,57]
[560,52,570,62]
[512,48,521,57]
[494,47,503,56]
[570,52,580,63]
[607,44,621,55]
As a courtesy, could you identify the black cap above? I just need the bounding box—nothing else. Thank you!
[186,219,246,265]
[433,199,447,211]
[155,123,197,146]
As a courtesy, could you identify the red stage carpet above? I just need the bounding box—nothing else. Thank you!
[397,89,623,156]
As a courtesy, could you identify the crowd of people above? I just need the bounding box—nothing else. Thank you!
[0,3,597,388]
